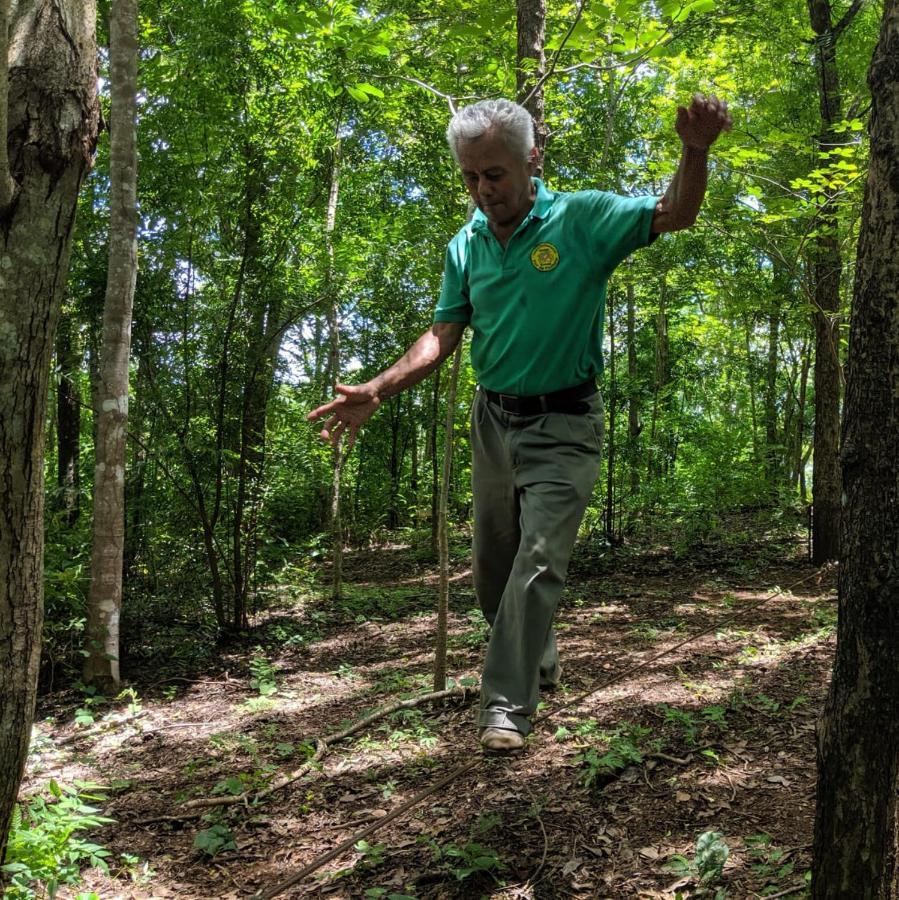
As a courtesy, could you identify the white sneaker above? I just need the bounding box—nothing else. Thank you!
[480,727,525,752]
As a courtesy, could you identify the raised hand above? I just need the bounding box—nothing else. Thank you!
[676,94,732,151]
[306,382,381,450]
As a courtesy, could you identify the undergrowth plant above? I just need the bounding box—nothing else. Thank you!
[666,831,731,897]
[1,780,114,899]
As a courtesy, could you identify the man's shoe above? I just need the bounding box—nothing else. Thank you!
[480,727,525,752]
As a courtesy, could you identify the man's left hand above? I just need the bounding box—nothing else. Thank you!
[676,94,732,150]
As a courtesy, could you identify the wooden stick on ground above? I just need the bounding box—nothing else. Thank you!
[137,683,479,824]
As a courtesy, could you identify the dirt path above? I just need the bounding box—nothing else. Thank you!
[23,532,834,898]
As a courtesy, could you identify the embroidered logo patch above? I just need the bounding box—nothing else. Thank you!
[530,242,560,272]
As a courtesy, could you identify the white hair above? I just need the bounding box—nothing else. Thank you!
[446,99,536,163]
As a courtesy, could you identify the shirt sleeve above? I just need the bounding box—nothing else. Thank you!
[584,192,660,273]
[433,236,473,325]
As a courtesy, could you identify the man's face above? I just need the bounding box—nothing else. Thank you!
[456,128,537,233]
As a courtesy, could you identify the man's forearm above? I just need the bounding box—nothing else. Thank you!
[369,323,464,401]
[658,145,709,230]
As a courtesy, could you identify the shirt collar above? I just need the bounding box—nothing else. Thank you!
[470,177,555,234]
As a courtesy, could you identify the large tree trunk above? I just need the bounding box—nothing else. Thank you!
[0,0,99,866]
[84,0,139,691]
[806,0,864,563]
[812,3,899,892]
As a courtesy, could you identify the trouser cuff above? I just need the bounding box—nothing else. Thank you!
[477,709,532,736]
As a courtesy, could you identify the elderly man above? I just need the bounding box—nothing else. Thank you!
[308,95,731,751]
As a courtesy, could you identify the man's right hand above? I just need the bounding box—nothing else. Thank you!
[307,383,381,450]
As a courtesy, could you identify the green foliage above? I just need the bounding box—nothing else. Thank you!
[354,840,388,868]
[658,704,700,745]
[449,608,490,649]
[193,824,236,857]
[439,841,504,882]
[248,649,279,696]
[667,831,730,895]
[2,781,114,899]
[746,833,798,887]
[574,722,656,789]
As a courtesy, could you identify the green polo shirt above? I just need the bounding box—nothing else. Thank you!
[434,178,658,396]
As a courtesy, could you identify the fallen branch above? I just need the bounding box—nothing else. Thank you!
[137,683,479,824]
[646,751,693,765]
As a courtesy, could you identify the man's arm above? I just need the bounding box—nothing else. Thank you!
[307,321,466,448]
[652,94,732,234]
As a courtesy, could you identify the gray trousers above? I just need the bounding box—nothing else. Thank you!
[471,388,604,735]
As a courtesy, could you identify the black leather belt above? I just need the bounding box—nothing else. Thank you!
[482,378,597,416]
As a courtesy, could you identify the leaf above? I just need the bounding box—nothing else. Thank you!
[345,85,370,103]
[355,82,385,99]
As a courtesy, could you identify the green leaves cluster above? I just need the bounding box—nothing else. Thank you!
[2,781,114,899]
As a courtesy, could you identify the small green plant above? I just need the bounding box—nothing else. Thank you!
[701,705,729,731]
[193,823,236,856]
[441,841,504,882]
[249,649,279,696]
[666,831,730,896]
[472,811,502,835]
[574,723,653,789]
[658,704,699,745]
[383,709,438,749]
[450,608,489,649]
[753,693,781,713]
[117,687,142,715]
[354,840,387,868]
[1,780,114,899]
[746,832,797,884]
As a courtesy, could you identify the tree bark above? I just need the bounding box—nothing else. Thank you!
[84,0,138,691]
[806,0,864,563]
[764,305,781,491]
[325,152,343,601]
[56,310,81,525]
[516,0,546,172]
[626,283,640,497]
[0,0,99,866]
[434,344,463,693]
[812,3,899,892]
[605,290,617,541]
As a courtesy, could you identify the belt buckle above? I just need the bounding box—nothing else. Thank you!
[498,393,518,414]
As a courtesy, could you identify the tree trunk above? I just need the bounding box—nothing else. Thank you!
[744,316,760,464]
[516,0,546,171]
[764,305,780,491]
[0,0,99,866]
[812,4,899,891]
[434,344,463,693]
[325,152,343,601]
[605,290,617,542]
[56,309,81,525]
[84,0,139,691]
[648,279,669,482]
[806,0,864,563]
[429,366,440,554]
[626,283,640,498]
[793,337,811,493]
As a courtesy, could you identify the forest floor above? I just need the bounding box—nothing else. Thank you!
[23,514,835,899]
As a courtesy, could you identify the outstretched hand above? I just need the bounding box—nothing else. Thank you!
[306,383,381,450]
[676,94,732,151]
